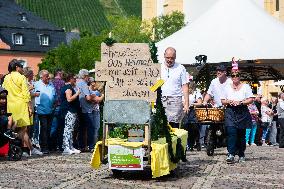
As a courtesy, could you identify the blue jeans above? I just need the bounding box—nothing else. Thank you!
[261,122,270,141]
[30,113,40,146]
[79,111,100,150]
[246,122,257,144]
[226,126,246,157]
[50,106,65,150]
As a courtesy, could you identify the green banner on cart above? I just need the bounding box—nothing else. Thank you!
[108,145,143,170]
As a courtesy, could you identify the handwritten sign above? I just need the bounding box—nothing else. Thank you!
[95,43,160,101]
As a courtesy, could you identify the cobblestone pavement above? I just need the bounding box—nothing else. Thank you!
[0,145,284,189]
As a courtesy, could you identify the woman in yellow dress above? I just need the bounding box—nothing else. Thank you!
[3,59,42,156]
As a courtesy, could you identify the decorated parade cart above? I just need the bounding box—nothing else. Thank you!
[90,42,188,178]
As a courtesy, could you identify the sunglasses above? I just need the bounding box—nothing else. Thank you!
[231,73,240,78]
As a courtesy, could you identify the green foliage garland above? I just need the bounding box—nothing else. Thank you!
[149,41,158,63]
[103,37,117,46]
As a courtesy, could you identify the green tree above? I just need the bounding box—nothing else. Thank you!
[106,16,151,43]
[39,35,104,74]
[152,11,185,41]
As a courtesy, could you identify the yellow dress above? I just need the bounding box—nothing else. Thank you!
[3,71,32,127]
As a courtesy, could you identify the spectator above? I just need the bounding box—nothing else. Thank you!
[89,77,104,144]
[0,87,15,140]
[3,59,42,156]
[77,69,100,152]
[254,94,262,145]
[183,82,202,151]
[23,67,40,148]
[51,69,65,151]
[270,97,278,146]
[260,98,273,146]
[277,92,284,148]
[34,70,56,154]
[246,100,259,146]
[60,73,81,155]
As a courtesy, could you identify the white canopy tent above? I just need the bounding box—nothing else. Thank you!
[269,80,284,86]
[157,0,284,65]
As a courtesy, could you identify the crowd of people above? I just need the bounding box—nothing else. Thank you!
[1,49,284,164]
[161,47,284,164]
[0,59,104,157]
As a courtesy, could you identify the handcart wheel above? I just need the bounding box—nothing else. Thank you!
[206,129,214,156]
[111,169,123,177]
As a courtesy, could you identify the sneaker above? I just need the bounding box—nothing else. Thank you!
[186,145,190,151]
[262,142,268,146]
[246,143,249,146]
[4,130,16,140]
[31,148,43,156]
[41,149,50,155]
[250,143,257,146]
[22,152,30,157]
[62,148,74,155]
[226,154,235,164]
[273,143,279,146]
[239,156,245,163]
[71,148,81,154]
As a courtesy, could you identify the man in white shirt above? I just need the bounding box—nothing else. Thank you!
[203,65,232,107]
[161,47,189,128]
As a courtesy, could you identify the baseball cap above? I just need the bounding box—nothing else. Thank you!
[216,65,226,71]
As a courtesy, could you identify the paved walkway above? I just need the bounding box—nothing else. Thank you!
[0,145,284,189]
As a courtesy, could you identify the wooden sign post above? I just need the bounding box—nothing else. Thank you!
[95,43,160,102]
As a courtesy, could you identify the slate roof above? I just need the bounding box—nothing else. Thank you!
[0,0,66,52]
[0,0,62,30]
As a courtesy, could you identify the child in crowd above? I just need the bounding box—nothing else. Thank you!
[246,100,259,146]
[0,87,15,140]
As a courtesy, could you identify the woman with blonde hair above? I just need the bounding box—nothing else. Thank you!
[260,97,273,146]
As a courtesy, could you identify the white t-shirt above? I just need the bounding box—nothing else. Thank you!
[261,105,272,123]
[161,63,188,96]
[220,83,254,102]
[207,77,232,107]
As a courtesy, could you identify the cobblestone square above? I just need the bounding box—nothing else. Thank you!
[1,146,283,189]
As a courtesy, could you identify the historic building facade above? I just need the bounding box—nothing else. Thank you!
[143,0,284,23]
[0,0,66,74]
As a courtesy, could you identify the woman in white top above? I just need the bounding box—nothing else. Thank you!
[260,98,273,146]
[221,70,254,163]
[183,82,202,151]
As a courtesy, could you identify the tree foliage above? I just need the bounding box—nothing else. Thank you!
[39,35,104,74]
[39,12,184,74]
[152,11,185,41]
[106,16,151,43]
